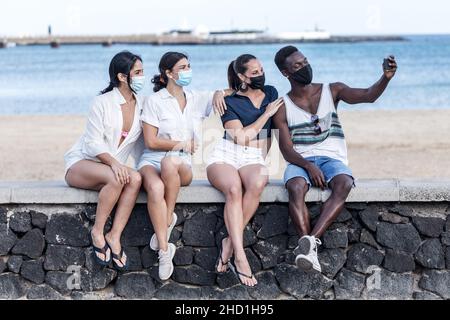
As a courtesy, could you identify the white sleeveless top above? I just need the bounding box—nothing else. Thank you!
[284,84,349,165]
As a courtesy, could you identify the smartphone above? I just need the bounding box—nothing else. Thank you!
[383,56,395,71]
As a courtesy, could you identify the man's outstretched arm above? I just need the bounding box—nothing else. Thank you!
[331,56,398,105]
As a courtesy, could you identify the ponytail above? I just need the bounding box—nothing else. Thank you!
[227,54,257,92]
[152,52,188,92]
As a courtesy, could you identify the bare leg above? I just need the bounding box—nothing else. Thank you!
[207,163,257,287]
[286,178,312,237]
[66,160,125,262]
[160,157,193,226]
[311,175,353,238]
[105,169,142,267]
[221,164,269,265]
[140,166,169,252]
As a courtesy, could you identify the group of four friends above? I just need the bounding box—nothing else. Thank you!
[64,46,398,287]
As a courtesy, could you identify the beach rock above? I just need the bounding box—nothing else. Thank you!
[123,247,142,272]
[194,247,217,271]
[248,272,282,300]
[12,228,45,259]
[419,270,450,299]
[0,208,6,223]
[173,265,216,286]
[275,263,333,299]
[384,249,416,273]
[319,248,346,279]
[415,239,445,269]
[360,229,382,250]
[243,225,258,247]
[446,215,450,232]
[366,270,414,300]
[346,244,384,274]
[21,258,45,284]
[27,284,65,300]
[376,222,421,254]
[45,271,73,295]
[359,206,380,232]
[412,216,445,238]
[323,228,348,249]
[172,246,194,267]
[440,232,450,246]
[347,218,362,243]
[7,255,23,273]
[80,268,117,292]
[182,211,217,247]
[45,214,90,247]
[446,247,450,269]
[217,286,252,300]
[121,207,153,247]
[216,271,239,289]
[246,248,262,274]
[257,205,289,239]
[155,282,202,300]
[380,212,409,224]
[44,245,85,271]
[253,235,288,269]
[30,211,48,229]
[336,208,353,223]
[0,259,6,273]
[0,223,18,255]
[141,246,158,269]
[334,268,366,300]
[115,273,156,299]
[0,273,27,299]
[9,212,32,233]
[413,291,443,300]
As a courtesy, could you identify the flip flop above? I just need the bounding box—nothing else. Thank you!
[90,233,111,266]
[111,248,129,272]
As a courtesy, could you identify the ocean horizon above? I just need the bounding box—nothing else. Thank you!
[1,35,449,115]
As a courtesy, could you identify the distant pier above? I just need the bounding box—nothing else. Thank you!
[2,34,407,48]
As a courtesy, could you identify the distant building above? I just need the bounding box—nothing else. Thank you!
[209,30,266,41]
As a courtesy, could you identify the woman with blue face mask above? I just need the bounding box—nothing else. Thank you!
[64,51,146,272]
[138,52,231,281]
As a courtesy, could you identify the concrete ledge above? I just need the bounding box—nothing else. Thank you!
[1,179,449,204]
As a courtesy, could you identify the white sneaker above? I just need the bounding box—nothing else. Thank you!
[150,212,177,251]
[294,236,322,273]
[158,243,176,281]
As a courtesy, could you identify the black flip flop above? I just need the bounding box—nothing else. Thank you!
[91,234,112,266]
[229,258,257,287]
[112,248,129,272]
[215,237,231,274]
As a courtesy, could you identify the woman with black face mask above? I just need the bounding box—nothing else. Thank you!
[206,54,284,287]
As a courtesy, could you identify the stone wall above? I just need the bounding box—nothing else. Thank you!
[1,202,449,300]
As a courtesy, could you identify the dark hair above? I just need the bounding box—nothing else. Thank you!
[100,51,142,95]
[152,52,189,92]
[227,54,257,92]
[274,46,299,72]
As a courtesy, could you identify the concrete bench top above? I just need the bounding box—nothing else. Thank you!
[0,179,450,204]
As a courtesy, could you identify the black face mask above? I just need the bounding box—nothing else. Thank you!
[247,74,266,90]
[290,64,313,85]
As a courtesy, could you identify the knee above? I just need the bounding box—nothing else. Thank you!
[287,179,309,200]
[143,179,165,200]
[128,171,142,190]
[332,177,353,197]
[225,184,243,201]
[245,177,268,196]
[160,158,179,179]
[106,176,125,190]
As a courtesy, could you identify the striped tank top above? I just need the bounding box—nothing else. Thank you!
[284,84,349,165]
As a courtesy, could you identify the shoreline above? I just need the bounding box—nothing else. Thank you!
[1,109,449,181]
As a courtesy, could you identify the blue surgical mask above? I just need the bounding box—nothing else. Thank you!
[130,76,146,93]
[175,70,193,87]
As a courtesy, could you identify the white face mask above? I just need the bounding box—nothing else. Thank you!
[130,76,146,93]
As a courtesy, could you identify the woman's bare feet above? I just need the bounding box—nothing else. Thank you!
[233,253,257,287]
[105,232,127,268]
[91,229,111,263]
[216,237,234,273]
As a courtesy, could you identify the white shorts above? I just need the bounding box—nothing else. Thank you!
[138,150,192,173]
[206,139,266,170]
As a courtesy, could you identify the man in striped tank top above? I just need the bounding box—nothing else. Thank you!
[272,46,397,273]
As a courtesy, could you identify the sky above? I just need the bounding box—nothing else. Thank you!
[1,0,450,37]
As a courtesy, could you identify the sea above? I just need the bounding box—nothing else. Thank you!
[0,35,449,115]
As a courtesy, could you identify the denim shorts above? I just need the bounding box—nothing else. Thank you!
[138,150,192,173]
[284,156,355,188]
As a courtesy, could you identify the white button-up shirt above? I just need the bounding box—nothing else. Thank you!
[140,88,214,146]
[64,87,144,174]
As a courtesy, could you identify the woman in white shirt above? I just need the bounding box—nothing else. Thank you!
[138,52,230,281]
[64,51,146,271]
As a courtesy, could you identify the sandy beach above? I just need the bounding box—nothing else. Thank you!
[1,109,449,181]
